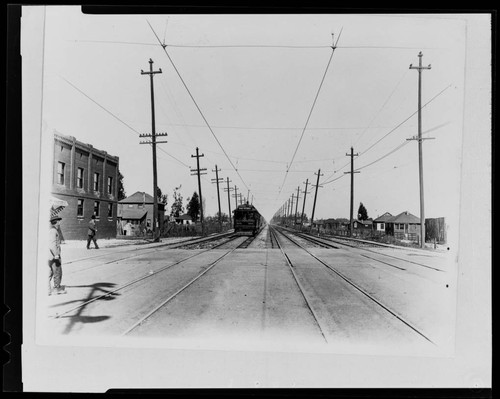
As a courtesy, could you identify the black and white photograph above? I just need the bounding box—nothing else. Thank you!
[18,6,491,392]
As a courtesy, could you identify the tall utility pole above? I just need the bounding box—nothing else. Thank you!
[290,194,295,227]
[300,179,310,228]
[310,169,323,233]
[191,147,207,234]
[140,58,166,242]
[211,165,223,231]
[223,177,233,225]
[344,147,360,237]
[409,51,432,248]
[233,186,239,210]
[294,186,301,228]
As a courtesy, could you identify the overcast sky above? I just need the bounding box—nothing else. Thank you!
[38,8,472,223]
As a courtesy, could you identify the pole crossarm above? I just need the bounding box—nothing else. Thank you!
[406,136,435,142]
[139,133,168,137]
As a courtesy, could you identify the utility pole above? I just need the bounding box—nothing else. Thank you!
[233,186,239,210]
[310,169,323,233]
[140,58,166,242]
[191,147,207,234]
[294,186,301,229]
[211,165,223,231]
[409,51,432,248]
[344,147,359,237]
[223,177,233,225]
[290,194,295,227]
[300,179,310,228]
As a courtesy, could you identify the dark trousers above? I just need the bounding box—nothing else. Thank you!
[48,258,62,292]
[87,234,99,249]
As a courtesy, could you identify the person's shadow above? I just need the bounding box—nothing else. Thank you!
[50,282,119,335]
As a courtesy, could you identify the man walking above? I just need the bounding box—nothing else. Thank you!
[87,214,99,249]
[49,214,66,295]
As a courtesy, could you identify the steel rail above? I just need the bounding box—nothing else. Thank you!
[50,244,229,319]
[296,230,444,272]
[52,234,251,321]
[269,227,328,343]
[64,230,235,266]
[121,246,240,336]
[274,227,435,345]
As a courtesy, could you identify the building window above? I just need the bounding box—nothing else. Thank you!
[107,203,113,217]
[380,223,385,230]
[77,199,84,217]
[93,172,99,191]
[94,201,100,217]
[77,167,84,188]
[57,162,65,185]
[107,176,113,195]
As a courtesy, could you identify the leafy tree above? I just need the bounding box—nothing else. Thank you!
[170,185,185,218]
[186,192,200,222]
[215,211,229,223]
[117,170,126,200]
[358,202,368,221]
[156,187,168,205]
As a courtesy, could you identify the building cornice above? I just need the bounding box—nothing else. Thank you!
[54,132,119,163]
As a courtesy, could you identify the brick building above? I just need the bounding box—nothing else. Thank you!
[51,132,119,240]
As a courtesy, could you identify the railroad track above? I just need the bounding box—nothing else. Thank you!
[49,231,256,332]
[275,226,445,272]
[269,226,435,345]
[63,231,238,276]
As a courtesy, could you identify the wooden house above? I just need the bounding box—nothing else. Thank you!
[386,211,421,241]
[117,191,165,236]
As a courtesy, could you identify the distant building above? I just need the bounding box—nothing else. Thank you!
[353,218,373,230]
[386,211,421,240]
[175,214,194,225]
[51,132,119,240]
[373,212,393,233]
[117,191,165,236]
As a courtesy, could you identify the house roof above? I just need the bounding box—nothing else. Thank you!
[374,212,393,222]
[355,219,373,226]
[120,209,148,220]
[176,214,193,221]
[388,211,420,224]
[119,191,154,204]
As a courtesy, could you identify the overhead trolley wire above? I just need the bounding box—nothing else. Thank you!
[320,83,452,185]
[60,75,191,169]
[71,40,438,51]
[353,69,409,148]
[146,20,253,197]
[277,29,343,198]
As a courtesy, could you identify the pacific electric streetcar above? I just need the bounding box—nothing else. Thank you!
[233,203,263,235]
